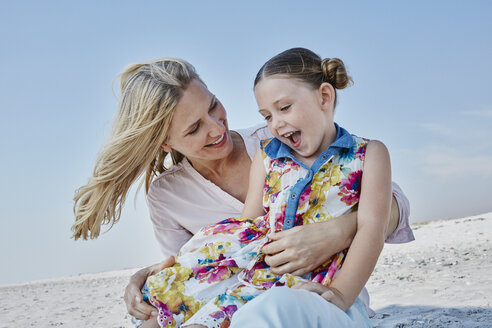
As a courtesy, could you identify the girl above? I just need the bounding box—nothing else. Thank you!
[140,48,392,328]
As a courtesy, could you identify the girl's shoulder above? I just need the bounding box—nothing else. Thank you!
[348,134,371,158]
[350,133,370,147]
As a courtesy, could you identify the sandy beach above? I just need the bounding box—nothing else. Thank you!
[1,213,490,327]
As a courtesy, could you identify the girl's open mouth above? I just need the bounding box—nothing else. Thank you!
[283,131,301,148]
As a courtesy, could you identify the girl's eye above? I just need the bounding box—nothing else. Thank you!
[209,100,218,111]
[280,105,291,111]
[263,115,271,121]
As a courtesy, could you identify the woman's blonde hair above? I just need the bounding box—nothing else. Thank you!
[72,58,201,240]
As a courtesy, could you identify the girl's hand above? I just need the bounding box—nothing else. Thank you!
[124,257,175,319]
[261,213,356,276]
[292,281,351,312]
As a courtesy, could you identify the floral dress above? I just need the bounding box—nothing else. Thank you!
[145,132,368,328]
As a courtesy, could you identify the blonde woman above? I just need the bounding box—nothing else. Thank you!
[72,58,414,324]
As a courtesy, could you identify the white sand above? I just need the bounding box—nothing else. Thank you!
[1,213,490,327]
[367,212,491,327]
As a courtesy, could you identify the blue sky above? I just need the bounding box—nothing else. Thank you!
[1,1,491,285]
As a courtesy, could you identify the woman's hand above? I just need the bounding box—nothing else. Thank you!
[124,257,175,320]
[261,213,357,276]
[293,281,351,311]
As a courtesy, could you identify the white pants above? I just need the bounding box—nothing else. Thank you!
[230,287,371,328]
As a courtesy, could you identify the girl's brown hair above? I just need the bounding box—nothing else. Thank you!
[254,47,353,106]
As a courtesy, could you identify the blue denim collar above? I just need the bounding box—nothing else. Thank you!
[264,123,353,163]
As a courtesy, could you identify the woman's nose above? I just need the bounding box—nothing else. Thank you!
[208,114,225,137]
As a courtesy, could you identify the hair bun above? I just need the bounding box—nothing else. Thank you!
[321,58,352,89]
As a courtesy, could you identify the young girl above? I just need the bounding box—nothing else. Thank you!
[141,48,392,328]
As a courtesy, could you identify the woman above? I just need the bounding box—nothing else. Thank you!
[72,57,414,324]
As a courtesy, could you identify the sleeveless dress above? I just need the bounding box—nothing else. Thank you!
[145,133,369,328]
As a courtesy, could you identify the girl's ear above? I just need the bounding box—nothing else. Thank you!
[160,143,172,152]
[319,82,335,112]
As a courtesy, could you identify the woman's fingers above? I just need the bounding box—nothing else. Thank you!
[124,278,145,317]
[124,283,147,317]
[130,296,158,319]
[321,287,350,311]
[264,249,314,275]
[290,266,311,276]
[261,237,286,255]
[268,260,295,275]
[320,289,336,302]
[124,257,174,320]
[263,226,309,256]
[292,281,329,295]
[125,287,155,319]
[262,227,301,254]
[292,282,349,311]
[265,253,312,276]
[266,228,290,241]
[264,251,289,268]
[264,222,351,276]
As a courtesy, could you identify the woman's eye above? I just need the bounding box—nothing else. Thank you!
[263,115,271,121]
[188,123,200,135]
[280,105,291,111]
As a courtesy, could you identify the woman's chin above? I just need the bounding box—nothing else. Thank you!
[205,139,234,161]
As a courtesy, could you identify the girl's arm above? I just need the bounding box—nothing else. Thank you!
[325,140,392,310]
[241,149,267,218]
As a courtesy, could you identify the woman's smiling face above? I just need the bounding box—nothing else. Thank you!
[254,76,336,161]
[161,79,233,162]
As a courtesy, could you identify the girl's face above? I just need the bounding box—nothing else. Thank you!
[254,76,337,162]
[161,79,233,163]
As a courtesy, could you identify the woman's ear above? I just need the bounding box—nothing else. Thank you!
[160,143,172,152]
[319,82,335,112]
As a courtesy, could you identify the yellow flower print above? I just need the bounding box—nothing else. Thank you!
[251,269,278,287]
[199,241,231,259]
[280,273,299,287]
[148,267,204,321]
[301,163,343,224]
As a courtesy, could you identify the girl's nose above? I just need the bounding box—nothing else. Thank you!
[271,115,285,131]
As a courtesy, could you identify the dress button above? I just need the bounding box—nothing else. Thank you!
[322,155,327,160]
[291,193,297,199]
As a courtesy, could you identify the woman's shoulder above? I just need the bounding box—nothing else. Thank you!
[148,160,193,197]
[235,123,272,141]
[234,123,273,159]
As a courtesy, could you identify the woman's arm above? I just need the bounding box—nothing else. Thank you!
[241,149,267,218]
[386,182,415,243]
[261,193,402,276]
